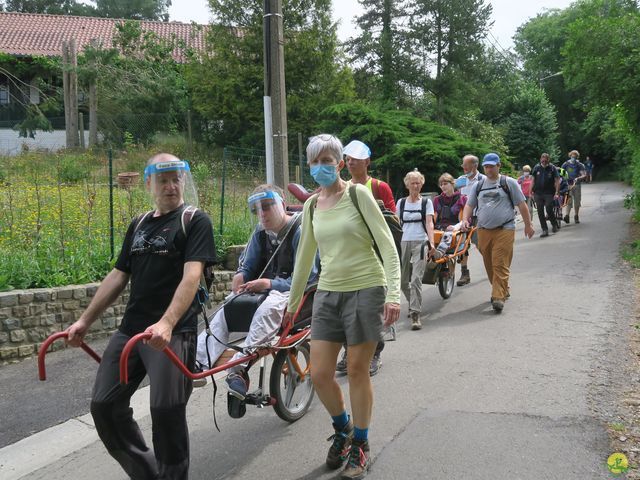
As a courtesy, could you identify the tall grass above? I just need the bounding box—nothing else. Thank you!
[0,143,276,291]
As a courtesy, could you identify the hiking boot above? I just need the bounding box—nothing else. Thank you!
[336,350,348,373]
[552,224,559,233]
[491,299,504,313]
[341,440,371,479]
[369,355,382,377]
[457,268,470,286]
[563,215,570,224]
[410,312,422,331]
[326,420,354,470]
[574,215,580,224]
[226,371,249,400]
[540,230,549,238]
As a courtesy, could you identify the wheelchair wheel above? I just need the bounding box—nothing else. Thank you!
[438,259,456,299]
[270,341,314,422]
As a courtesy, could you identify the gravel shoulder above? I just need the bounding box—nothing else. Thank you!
[589,219,640,478]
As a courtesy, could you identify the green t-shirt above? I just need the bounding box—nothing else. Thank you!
[287,183,400,313]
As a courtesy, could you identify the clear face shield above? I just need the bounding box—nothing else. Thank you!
[144,160,198,211]
[248,190,287,233]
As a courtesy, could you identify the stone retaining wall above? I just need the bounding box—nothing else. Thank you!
[0,270,235,365]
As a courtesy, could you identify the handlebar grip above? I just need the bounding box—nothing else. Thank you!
[38,332,101,381]
[119,332,199,385]
[119,332,152,385]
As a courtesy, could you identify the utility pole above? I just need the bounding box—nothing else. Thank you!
[62,39,79,148]
[263,0,289,188]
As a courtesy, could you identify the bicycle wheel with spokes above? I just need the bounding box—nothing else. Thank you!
[438,259,456,299]
[270,341,314,422]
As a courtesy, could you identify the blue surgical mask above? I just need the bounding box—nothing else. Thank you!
[465,171,475,178]
[455,177,468,189]
[310,164,338,187]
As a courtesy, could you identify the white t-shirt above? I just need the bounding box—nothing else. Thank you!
[459,171,485,196]
[399,197,434,242]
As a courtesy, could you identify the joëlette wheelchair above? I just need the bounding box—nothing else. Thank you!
[38,285,317,424]
[422,218,477,299]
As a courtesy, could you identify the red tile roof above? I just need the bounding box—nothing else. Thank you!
[0,11,207,62]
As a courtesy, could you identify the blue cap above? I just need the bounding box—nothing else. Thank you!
[482,153,500,166]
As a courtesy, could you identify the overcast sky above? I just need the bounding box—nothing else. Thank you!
[168,0,575,49]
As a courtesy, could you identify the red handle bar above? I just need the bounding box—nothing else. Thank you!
[38,332,101,381]
[119,292,315,386]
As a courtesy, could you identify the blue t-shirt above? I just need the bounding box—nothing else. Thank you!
[561,159,586,184]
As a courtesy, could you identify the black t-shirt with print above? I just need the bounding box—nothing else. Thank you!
[532,163,559,195]
[115,206,216,336]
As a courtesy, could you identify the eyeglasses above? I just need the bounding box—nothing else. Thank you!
[250,201,277,215]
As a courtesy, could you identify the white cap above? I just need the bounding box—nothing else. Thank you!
[343,140,371,160]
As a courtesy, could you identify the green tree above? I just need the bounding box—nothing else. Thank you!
[514,0,638,161]
[562,0,640,195]
[186,0,354,148]
[79,20,190,144]
[94,0,171,21]
[345,0,412,106]
[316,102,493,192]
[4,0,95,14]
[407,0,493,123]
[501,83,558,165]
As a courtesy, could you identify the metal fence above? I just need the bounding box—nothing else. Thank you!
[0,145,311,289]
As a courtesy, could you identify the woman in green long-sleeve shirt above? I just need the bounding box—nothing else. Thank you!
[284,134,400,479]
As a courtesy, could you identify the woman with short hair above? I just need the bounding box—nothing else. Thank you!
[284,134,400,480]
[396,169,435,331]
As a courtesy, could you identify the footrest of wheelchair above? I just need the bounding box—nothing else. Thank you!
[227,392,247,418]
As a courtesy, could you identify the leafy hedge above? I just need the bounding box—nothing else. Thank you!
[316,102,508,192]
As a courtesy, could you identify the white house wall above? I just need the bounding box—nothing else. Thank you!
[0,128,90,156]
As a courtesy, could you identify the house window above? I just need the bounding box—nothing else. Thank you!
[0,85,9,105]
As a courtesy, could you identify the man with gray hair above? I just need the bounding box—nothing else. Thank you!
[454,154,485,286]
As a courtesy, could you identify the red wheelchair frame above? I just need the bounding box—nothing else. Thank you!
[38,286,317,423]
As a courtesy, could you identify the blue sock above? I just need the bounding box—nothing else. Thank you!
[331,412,349,430]
[354,427,368,442]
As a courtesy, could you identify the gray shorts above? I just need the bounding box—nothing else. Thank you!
[311,286,385,345]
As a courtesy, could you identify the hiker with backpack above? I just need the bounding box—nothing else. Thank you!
[283,134,400,479]
[397,169,436,331]
[561,150,588,224]
[65,153,217,479]
[531,153,561,237]
[455,154,485,287]
[194,184,318,401]
[460,153,534,313]
[338,139,398,376]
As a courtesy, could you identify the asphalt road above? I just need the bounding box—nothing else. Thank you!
[0,181,633,479]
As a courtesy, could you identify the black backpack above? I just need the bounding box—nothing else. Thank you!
[397,196,430,233]
[474,176,515,209]
[474,176,516,227]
